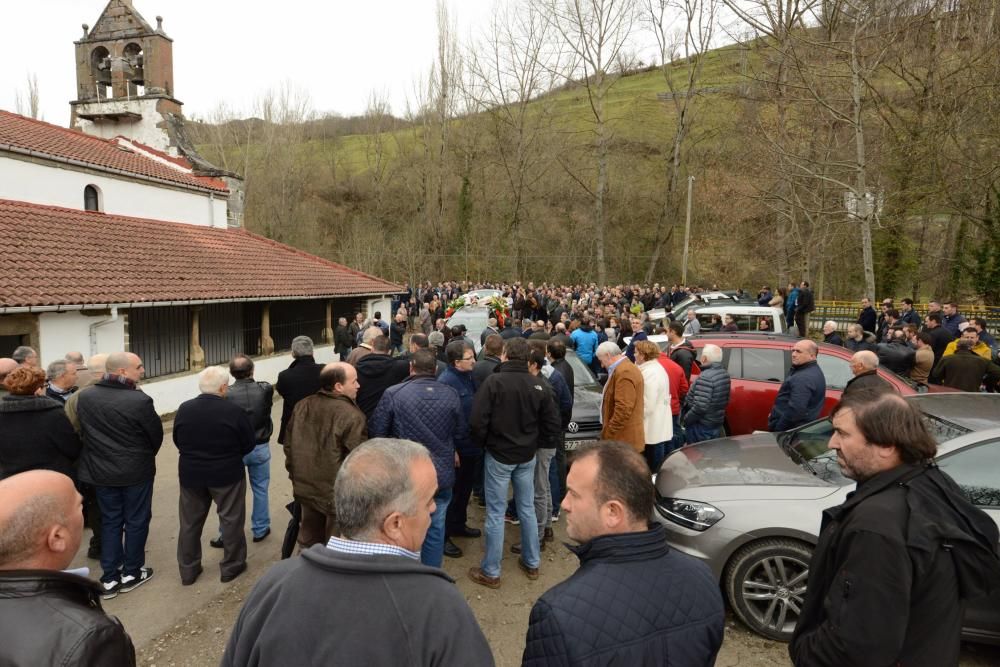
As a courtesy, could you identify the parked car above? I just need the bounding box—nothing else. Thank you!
[653,393,1000,644]
[561,350,602,450]
[667,291,754,322]
[650,333,947,435]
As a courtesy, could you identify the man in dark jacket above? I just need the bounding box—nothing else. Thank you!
[389,313,407,355]
[438,341,481,559]
[44,359,79,403]
[930,339,1000,391]
[285,362,367,549]
[876,329,916,376]
[768,340,826,432]
[221,439,494,667]
[223,355,274,543]
[683,344,730,443]
[666,322,699,379]
[922,312,954,368]
[369,349,464,567]
[355,335,410,418]
[522,441,724,666]
[76,351,161,599]
[821,321,843,347]
[857,297,877,334]
[173,367,256,585]
[333,316,353,358]
[0,470,136,665]
[275,335,323,444]
[468,337,561,588]
[794,280,815,337]
[473,334,503,388]
[843,351,894,397]
[790,391,1000,666]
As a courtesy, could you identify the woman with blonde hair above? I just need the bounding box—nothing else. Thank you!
[634,340,672,471]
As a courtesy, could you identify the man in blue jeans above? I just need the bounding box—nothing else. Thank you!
[220,355,274,543]
[467,337,561,588]
[76,352,162,599]
[369,349,464,567]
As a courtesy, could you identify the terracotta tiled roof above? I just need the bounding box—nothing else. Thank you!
[0,111,228,193]
[0,199,402,308]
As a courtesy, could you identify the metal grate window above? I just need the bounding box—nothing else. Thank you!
[270,300,326,352]
[129,306,190,379]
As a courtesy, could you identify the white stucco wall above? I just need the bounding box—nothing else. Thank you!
[74,99,173,153]
[0,155,228,228]
[367,297,392,319]
[38,310,126,367]
[140,344,339,416]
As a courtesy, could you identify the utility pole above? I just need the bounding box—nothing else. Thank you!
[681,175,695,284]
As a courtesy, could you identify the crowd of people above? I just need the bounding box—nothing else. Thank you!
[0,278,998,666]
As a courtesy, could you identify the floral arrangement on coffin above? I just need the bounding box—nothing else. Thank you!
[444,297,466,318]
[487,296,510,329]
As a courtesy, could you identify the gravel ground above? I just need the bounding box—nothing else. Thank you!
[133,501,1000,666]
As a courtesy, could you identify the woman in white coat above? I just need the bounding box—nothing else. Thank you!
[634,340,673,471]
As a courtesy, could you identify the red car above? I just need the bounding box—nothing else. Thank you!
[677,333,946,435]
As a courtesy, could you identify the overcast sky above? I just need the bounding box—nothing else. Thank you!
[0,0,506,126]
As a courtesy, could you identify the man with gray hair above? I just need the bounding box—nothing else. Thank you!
[683,344,730,443]
[0,470,136,665]
[276,335,323,445]
[822,321,844,347]
[173,366,255,585]
[844,350,893,397]
[11,345,38,368]
[221,439,494,666]
[346,326,381,366]
[45,359,79,403]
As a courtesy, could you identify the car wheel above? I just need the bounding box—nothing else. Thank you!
[723,538,812,641]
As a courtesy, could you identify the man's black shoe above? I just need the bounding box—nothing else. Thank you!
[221,563,247,583]
[252,528,271,543]
[453,525,482,538]
[209,537,224,549]
[444,540,463,559]
[87,545,101,560]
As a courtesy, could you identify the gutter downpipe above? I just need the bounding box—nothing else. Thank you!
[89,306,119,356]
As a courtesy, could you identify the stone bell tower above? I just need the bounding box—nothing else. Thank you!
[70,0,182,153]
[69,1,246,227]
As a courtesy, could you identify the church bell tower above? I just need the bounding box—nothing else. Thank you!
[70,0,182,153]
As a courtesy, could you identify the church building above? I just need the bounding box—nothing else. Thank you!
[0,0,398,413]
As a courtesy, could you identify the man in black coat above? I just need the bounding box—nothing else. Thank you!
[473,334,503,389]
[768,340,826,432]
[922,312,954,369]
[857,297,877,334]
[224,355,274,542]
[173,366,256,585]
[0,470,136,665]
[843,351,894,397]
[794,280,815,337]
[355,335,410,418]
[276,336,323,444]
[522,441,724,666]
[76,352,162,599]
[333,317,353,358]
[790,391,1000,666]
[876,330,916,376]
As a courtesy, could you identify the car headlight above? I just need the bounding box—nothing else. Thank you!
[657,497,725,531]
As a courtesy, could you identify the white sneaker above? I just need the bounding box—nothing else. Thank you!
[100,578,121,600]
[551,513,560,523]
[119,567,154,593]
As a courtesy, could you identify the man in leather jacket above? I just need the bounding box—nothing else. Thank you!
[790,391,1000,666]
[225,355,274,542]
[0,470,136,665]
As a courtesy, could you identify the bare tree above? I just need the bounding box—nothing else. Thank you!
[14,73,41,119]
[542,0,639,284]
[642,0,718,282]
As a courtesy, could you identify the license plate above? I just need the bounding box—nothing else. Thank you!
[564,439,598,451]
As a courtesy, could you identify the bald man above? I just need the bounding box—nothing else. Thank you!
[0,471,136,665]
[768,339,827,432]
[843,351,894,397]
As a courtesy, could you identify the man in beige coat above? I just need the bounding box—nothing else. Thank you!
[284,362,367,548]
[596,342,645,452]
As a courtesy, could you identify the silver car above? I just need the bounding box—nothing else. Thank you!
[653,393,1000,643]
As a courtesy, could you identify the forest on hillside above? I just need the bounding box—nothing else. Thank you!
[188,0,1000,303]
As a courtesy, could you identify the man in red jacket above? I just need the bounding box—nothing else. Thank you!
[657,352,689,456]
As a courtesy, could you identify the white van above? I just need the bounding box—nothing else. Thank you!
[687,304,787,334]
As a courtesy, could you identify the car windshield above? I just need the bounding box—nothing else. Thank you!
[781,414,972,486]
[564,352,599,388]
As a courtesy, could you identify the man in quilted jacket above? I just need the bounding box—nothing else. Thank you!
[522,441,724,666]
[369,349,464,567]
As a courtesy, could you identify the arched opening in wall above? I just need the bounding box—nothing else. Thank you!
[123,42,145,97]
[90,46,111,100]
[84,185,102,212]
